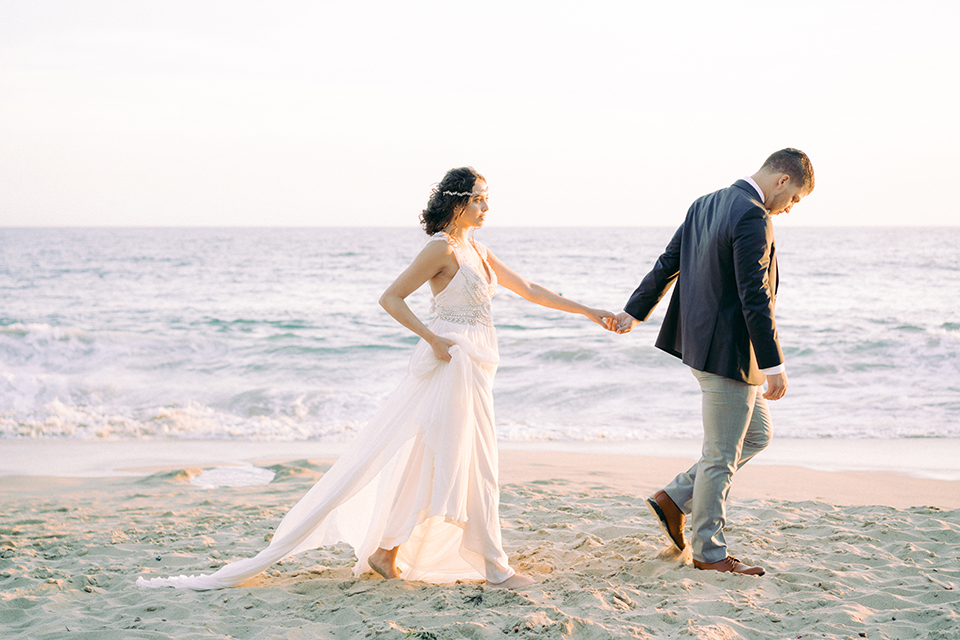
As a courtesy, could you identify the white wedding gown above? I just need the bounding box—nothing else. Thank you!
[137,233,515,589]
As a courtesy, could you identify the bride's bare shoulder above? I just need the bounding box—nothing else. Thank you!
[421,234,455,254]
[413,235,457,271]
[424,232,454,246]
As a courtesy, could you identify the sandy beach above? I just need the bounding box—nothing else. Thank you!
[2,444,959,639]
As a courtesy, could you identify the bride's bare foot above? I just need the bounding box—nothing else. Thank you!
[486,573,535,589]
[368,548,401,580]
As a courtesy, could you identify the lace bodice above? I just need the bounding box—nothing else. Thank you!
[427,233,497,327]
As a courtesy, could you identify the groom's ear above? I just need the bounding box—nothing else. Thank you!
[775,174,791,190]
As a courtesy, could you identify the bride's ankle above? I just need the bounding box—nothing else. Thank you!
[367,551,401,580]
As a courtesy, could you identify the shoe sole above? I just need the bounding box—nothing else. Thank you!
[646,496,685,551]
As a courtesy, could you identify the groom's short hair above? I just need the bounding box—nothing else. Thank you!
[761,148,815,192]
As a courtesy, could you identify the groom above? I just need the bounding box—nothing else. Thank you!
[615,148,815,576]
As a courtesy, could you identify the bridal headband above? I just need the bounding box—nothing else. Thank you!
[442,190,481,197]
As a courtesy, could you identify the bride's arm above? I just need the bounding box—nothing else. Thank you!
[379,242,458,361]
[485,248,616,330]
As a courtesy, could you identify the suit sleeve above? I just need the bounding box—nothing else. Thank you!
[732,209,784,369]
[624,224,682,321]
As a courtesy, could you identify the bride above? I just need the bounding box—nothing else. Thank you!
[138,167,615,591]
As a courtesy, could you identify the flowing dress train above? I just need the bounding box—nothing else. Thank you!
[137,233,515,589]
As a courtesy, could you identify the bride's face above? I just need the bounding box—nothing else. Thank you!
[456,181,489,230]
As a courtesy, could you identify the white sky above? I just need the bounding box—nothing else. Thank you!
[1,0,958,227]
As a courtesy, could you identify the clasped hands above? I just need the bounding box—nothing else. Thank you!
[595,310,641,334]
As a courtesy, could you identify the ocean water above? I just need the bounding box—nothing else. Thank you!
[1,227,958,443]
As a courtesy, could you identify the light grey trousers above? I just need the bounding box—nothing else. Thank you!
[663,368,773,564]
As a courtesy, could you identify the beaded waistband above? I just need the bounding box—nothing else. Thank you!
[432,303,493,327]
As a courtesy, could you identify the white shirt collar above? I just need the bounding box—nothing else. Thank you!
[742,176,765,203]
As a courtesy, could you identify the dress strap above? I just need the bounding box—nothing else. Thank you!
[471,239,488,261]
[425,233,450,245]
[425,232,466,259]
[428,232,468,249]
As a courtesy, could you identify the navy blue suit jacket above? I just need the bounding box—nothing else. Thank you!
[624,180,783,385]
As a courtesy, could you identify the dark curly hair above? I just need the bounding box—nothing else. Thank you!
[420,167,486,235]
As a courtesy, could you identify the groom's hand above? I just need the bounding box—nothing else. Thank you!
[615,311,640,334]
[762,372,788,400]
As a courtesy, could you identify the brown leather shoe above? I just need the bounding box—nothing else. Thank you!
[646,490,686,550]
[693,556,765,576]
